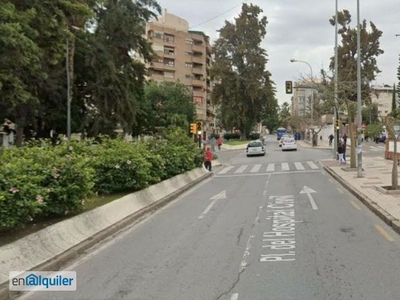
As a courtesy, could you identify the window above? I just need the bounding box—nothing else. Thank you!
[164,34,174,43]
[153,31,163,39]
[164,47,174,56]
[248,142,263,147]
[185,39,193,44]
[185,51,193,56]
[185,74,193,79]
[164,72,174,78]
[185,63,193,68]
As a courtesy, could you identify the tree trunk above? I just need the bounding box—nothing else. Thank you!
[15,105,27,147]
[67,35,75,135]
[392,136,398,189]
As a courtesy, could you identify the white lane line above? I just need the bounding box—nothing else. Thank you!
[214,170,321,178]
[307,192,318,210]
[251,164,262,173]
[240,235,254,271]
[231,293,239,300]
[198,200,217,219]
[294,162,305,170]
[306,161,319,169]
[281,162,290,171]
[266,163,275,172]
[219,166,234,174]
[235,165,248,174]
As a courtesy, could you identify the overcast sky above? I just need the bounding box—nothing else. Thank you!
[154,0,399,106]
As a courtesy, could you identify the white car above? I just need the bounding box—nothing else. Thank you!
[246,141,265,157]
[281,137,297,151]
[279,135,289,147]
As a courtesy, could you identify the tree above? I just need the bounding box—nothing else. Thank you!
[211,3,274,140]
[0,2,42,146]
[329,10,384,168]
[279,102,291,128]
[74,0,161,136]
[362,102,379,125]
[135,82,195,135]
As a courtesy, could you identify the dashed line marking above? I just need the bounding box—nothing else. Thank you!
[231,293,239,300]
[374,224,394,242]
[337,188,344,194]
[350,201,361,210]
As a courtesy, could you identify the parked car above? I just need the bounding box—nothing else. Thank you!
[246,141,265,157]
[281,137,297,151]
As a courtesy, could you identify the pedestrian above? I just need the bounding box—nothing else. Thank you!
[217,136,223,150]
[337,141,346,164]
[342,133,348,163]
[50,128,59,146]
[204,147,213,171]
[328,134,334,147]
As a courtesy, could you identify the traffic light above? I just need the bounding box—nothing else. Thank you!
[196,121,202,133]
[285,81,293,94]
[335,120,340,129]
[190,123,197,134]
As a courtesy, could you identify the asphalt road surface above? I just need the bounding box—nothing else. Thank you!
[19,135,400,300]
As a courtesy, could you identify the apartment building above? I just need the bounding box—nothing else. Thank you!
[370,85,397,118]
[145,10,214,126]
[291,81,314,117]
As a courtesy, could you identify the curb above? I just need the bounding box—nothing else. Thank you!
[0,170,213,300]
[323,166,400,235]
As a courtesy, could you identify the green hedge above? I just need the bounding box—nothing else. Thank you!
[0,128,203,230]
[223,133,241,140]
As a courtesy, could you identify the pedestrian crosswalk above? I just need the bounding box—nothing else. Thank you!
[217,161,320,175]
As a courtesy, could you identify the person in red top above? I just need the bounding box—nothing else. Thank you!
[204,147,213,171]
[217,137,223,150]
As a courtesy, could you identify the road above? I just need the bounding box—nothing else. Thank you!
[19,135,400,300]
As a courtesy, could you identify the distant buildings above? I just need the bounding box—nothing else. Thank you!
[145,10,215,127]
[370,85,397,118]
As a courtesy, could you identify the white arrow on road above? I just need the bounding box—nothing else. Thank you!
[198,190,227,219]
[300,186,318,210]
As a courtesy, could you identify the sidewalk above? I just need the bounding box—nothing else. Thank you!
[297,139,334,150]
[322,156,400,235]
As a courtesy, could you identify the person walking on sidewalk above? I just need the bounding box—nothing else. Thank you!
[337,141,346,164]
[217,136,223,151]
[328,134,334,147]
[204,147,213,171]
[342,133,348,163]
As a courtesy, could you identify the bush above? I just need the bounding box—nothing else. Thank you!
[223,133,241,140]
[0,128,202,230]
[249,133,261,140]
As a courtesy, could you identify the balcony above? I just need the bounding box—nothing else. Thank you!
[150,61,164,70]
[192,44,204,53]
[192,56,204,64]
[192,67,203,75]
[192,79,204,88]
[196,107,207,121]
[193,89,204,98]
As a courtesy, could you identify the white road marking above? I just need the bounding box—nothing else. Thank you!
[281,162,290,171]
[214,170,321,178]
[294,162,305,170]
[218,166,234,174]
[306,161,319,169]
[198,200,217,219]
[300,186,318,210]
[251,164,262,173]
[240,235,254,271]
[266,163,275,172]
[231,293,239,300]
[235,165,248,174]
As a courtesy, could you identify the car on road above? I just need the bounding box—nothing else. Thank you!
[246,141,265,157]
[279,135,289,147]
[281,137,297,151]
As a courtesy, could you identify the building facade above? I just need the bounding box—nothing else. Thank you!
[291,81,314,117]
[370,85,397,118]
[145,10,214,126]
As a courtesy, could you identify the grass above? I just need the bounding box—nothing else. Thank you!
[224,140,251,146]
[0,192,130,247]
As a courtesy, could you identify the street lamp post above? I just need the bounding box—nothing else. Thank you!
[290,59,314,127]
[356,0,363,178]
[334,0,340,159]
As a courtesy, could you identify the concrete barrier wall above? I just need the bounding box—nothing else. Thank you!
[0,167,209,286]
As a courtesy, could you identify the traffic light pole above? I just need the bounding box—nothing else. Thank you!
[198,134,201,149]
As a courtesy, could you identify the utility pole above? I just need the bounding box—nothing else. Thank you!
[356,0,363,178]
[334,0,339,159]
